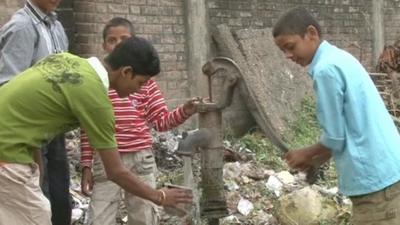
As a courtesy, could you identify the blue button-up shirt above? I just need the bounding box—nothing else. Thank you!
[309,40,400,196]
[0,0,68,85]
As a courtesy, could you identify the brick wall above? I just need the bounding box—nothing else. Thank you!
[207,0,400,71]
[73,0,188,109]
[384,0,400,46]
[3,0,400,111]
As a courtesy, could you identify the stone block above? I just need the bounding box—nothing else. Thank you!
[129,5,140,14]
[108,4,129,14]
[142,24,163,34]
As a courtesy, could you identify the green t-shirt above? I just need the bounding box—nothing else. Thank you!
[0,53,117,164]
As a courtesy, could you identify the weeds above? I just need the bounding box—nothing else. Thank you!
[283,95,321,148]
[230,95,321,170]
[235,132,286,171]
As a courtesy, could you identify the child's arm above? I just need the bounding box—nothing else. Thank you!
[284,143,332,171]
[98,149,193,206]
[80,129,94,196]
[145,81,198,131]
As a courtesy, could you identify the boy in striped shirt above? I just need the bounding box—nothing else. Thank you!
[80,18,199,225]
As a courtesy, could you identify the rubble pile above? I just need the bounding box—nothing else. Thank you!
[66,130,351,225]
[66,130,189,225]
[65,129,90,224]
[220,162,351,225]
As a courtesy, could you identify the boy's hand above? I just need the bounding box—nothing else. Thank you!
[81,167,93,196]
[159,188,193,207]
[284,148,313,171]
[183,97,202,116]
[285,144,332,172]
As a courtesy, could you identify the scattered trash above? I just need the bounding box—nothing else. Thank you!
[71,208,84,223]
[66,130,349,225]
[266,175,283,197]
[237,198,254,216]
[121,216,128,223]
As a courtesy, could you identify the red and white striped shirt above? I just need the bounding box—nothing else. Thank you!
[80,79,190,167]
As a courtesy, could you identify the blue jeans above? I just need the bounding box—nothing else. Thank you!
[41,135,71,225]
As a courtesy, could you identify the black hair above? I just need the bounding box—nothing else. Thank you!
[273,7,321,38]
[105,36,160,77]
[102,17,134,42]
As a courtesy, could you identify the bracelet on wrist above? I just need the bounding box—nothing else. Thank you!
[158,190,166,206]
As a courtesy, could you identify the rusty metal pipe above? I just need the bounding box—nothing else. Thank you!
[196,103,228,221]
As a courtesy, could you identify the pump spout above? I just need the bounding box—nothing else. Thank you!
[176,129,212,156]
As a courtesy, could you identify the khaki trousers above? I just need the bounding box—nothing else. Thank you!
[0,163,51,225]
[351,180,400,225]
[87,150,159,225]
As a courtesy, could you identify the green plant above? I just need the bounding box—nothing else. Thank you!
[230,95,321,171]
[284,95,321,148]
[238,132,286,171]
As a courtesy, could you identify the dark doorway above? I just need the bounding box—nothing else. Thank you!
[57,0,75,52]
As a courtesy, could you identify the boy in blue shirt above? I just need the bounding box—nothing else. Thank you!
[273,7,400,225]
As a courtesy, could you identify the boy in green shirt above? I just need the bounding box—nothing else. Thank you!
[0,36,192,225]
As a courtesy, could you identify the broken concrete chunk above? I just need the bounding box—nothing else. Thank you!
[277,186,338,225]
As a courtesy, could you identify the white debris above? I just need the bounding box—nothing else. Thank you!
[122,216,128,223]
[343,198,352,206]
[222,215,240,223]
[237,198,254,216]
[69,189,90,224]
[325,187,339,197]
[327,187,339,195]
[71,208,83,223]
[266,175,283,196]
[225,180,240,191]
[275,171,295,185]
